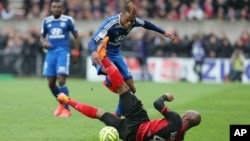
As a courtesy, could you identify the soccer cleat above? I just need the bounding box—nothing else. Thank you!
[54,104,64,116]
[57,93,70,103]
[59,108,71,117]
[97,36,109,59]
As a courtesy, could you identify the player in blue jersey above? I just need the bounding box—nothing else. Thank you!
[88,1,175,117]
[40,0,80,117]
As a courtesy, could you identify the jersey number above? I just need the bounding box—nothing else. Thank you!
[149,135,165,141]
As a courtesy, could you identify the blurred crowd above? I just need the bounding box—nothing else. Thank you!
[0,0,250,77]
[0,0,250,21]
[0,24,249,76]
[123,28,250,58]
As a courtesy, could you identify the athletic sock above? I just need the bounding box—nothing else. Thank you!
[101,57,112,68]
[115,98,122,117]
[50,86,60,98]
[103,78,117,93]
[68,100,97,118]
[59,85,69,110]
[101,58,124,88]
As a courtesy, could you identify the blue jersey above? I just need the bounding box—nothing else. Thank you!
[41,15,78,52]
[41,15,77,77]
[88,14,165,56]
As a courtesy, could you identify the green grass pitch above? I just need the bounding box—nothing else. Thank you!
[0,78,249,141]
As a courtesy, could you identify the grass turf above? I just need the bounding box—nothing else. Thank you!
[0,78,249,141]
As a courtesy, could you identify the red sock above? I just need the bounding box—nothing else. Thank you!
[101,57,112,68]
[101,58,124,88]
[103,80,117,93]
[107,65,124,88]
[68,100,97,118]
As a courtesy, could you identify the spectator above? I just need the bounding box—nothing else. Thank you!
[234,38,247,55]
[217,31,233,58]
[187,2,204,21]
[217,38,233,58]
[134,31,152,81]
[1,1,14,20]
[2,0,249,21]
[227,6,238,22]
[203,0,214,19]
[191,34,205,82]
[153,36,168,57]
[179,3,190,20]
[205,35,220,58]
[228,49,245,82]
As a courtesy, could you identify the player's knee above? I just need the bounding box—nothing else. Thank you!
[116,83,130,95]
[125,80,136,93]
[130,86,136,93]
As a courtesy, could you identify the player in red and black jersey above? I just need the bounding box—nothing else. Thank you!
[57,38,201,141]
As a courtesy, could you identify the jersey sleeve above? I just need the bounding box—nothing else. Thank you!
[67,17,78,34]
[88,20,109,54]
[40,19,47,37]
[153,95,182,128]
[135,18,165,34]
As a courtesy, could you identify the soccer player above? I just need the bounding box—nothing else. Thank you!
[40,0,80,117]
[57,53,201,141]
[88,1,175,117]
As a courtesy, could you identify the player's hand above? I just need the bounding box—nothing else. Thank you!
[165,93,174,102]
[164,32,175,42]
[42,42,51,49]
[91,51,101,65]
[71,49,80,64]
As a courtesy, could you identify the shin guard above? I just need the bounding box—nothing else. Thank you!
[101,58,124,89]
[103,80,117,93]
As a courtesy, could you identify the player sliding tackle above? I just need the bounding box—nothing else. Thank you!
[57,36,201,141]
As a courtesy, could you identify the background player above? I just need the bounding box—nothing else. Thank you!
[40,0,80,117]
[88,1,175,117]
[57,55,201,141]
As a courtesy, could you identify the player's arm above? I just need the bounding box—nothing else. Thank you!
[153,93,182,127]
[71,32,80,64]
[153,93,173,113]
[40,19,51,49]
[68,16,80,64]
[136,18,175,41]
[88,28,108,65]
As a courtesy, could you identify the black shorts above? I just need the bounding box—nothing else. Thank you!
[101,90,150,141]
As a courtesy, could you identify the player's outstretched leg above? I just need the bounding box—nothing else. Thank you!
[97,36,124,117]
[97,36,123,92]
[96,36,115,92]
[57,93,98,119]
[101,58,124,90]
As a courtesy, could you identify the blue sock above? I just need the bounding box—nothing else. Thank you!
[50,86,60,98]
[59,85,69,110]
[115,98,123,117]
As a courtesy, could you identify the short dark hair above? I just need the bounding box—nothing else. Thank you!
[123,1,136,15]
[51,0,63,7]
[52,0,61,2]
